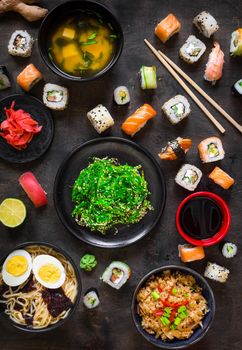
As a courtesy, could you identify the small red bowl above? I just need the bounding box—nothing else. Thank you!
[176,191,231,247]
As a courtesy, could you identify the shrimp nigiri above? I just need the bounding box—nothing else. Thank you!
[204,42,224,85]
[121,104,156,136]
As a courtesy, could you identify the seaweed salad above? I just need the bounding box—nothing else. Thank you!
[71,158,153,234]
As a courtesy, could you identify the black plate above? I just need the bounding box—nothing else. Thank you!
[0,94,54,163]
[54,137,166,248]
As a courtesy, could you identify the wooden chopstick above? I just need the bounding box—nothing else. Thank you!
[158,49,242,134]
[144,39,226,134]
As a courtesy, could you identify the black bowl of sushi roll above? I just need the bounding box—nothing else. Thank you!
[38,0,123,82]
[131,265,215,349]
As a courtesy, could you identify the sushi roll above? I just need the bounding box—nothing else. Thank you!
[222,242,237,259]
[121,103,156,136]
[198,137,225,163]
[230,28,242,57]
[158,137,192,160]
[179,35,206,64]
[17,64,42,91]
[83,288,100,309]
[43,83,69,110]
[8,30,34,57]
[193,11,219,38]
[175,164,202,191]
[208,167,235,190]
[113,86,130,105]
[0,66,11,90]
[155,13,181,43]
[87,104,114,134]
[204,42,224,85]
[101,261,131,290]
[140,66,157,89]
[231,79,242,97]
[178,244,205,263]
[162,95,191,125]
[204,262,230,283]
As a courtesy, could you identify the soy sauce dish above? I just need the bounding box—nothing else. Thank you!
[131,266,215,349]
[38,0,123,81]
[0,242,81,332]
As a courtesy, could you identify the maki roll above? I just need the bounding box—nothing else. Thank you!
[140,66,157,89]
[8,30,34,57]
[179,35,206,64]
[198,137,225,163]
[178,244,205,263]
[113,86,130,105]
[87,104,114,134]
[17,64,42,91]
[208,167,235,190]
[0,66,11,90]
[193,11,219,38]
[230,28,242,57]
[83,288,100,309]
[155,13,181,43]
[162,95,191,125]
[158,137,192,160]
[231,79,242,97]
[43,83,69,110]
[175,164,202,191]
[204,262,230,283]
[101,261,131,290]
[222,242,237,259]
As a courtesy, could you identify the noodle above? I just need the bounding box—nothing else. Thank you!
[137,271,208,341]
[0,245,79,329]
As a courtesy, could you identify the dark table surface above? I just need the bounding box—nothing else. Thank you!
[0,0,242,349]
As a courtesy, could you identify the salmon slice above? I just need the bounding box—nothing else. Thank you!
[209,167,235,189]
[155,13,181,43]
[158,138,192,160]
[204,42,224,84]
[121,103,157,136]
[17,64,43,92]
[178,244,205,262]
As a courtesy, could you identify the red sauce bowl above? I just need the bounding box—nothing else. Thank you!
[176,191,231,247]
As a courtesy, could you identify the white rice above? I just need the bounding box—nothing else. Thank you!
[193,11,219,38]
[87,104,114,133]
[8,30,34,57]
[204,262,230,283]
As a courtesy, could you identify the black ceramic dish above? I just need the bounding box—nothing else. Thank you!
[131,265,215,349]
[0,95,54,164]
[38,0,124,82]
[53,137,166,248]
[0,241,82,333]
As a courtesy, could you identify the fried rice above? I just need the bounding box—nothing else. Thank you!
[136,270,208,341]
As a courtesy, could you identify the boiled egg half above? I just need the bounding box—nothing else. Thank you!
[32,255,66,289]
[2,249,32,287]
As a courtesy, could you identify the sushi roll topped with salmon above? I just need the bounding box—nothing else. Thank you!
[155,13,181,43]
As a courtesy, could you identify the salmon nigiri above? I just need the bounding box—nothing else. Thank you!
[178,244,205,263]
[155,13,181,43]
[204,42,224,85]
[121,103,156,136]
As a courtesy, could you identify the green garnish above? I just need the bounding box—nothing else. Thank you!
[183,293,189,298]
[161,316,170,326]
[72,158,153,234]
[239,81,242,87]
[81,40,97,46]
[88,32,97,40]
[174,317,182,326]
[172,287,177,295]
[178,306,187,313]
[179,311,188,320]
[110,34,117,39]
[164,307,171,314]
[47,47,53,62]
[170,324,177,330]
[208,143,219,157]
[151,291,160,300]
[80,254,97,272]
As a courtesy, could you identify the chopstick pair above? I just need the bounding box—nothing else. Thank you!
[144,39,242,134]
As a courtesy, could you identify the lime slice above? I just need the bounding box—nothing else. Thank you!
[0,198,26,228]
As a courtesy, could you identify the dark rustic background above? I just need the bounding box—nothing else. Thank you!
[0,0,241,349]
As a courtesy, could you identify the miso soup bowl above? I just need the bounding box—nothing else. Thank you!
[38,0,124,82]
[176,191,231,247]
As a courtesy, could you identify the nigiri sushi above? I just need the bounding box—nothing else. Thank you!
[158,137,192,160]
[230,28,242,57]
[208,167,234,189]
[17,64,42,91]
[19,172,47,208]
[178,244,205,263]
[155,13,181,43]
[121,103,156,136]
[204,42,224,85]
